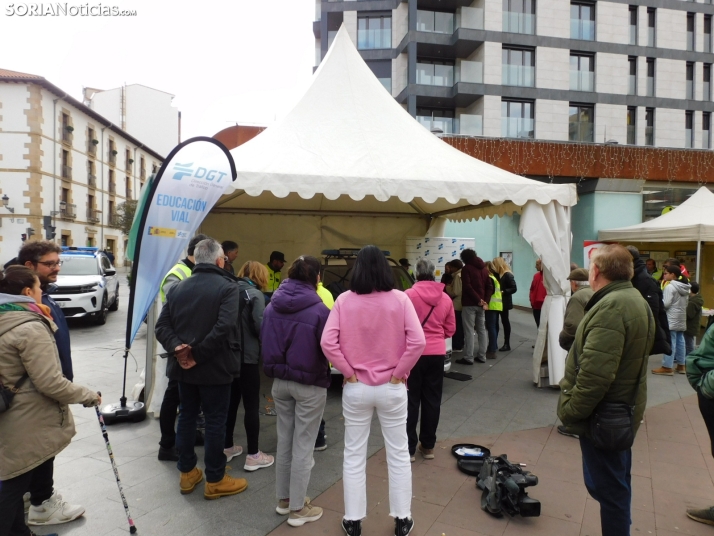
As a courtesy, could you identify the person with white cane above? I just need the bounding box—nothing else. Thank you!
[0,266,101,536]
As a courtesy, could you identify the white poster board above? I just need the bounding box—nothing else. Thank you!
[406,236,476,277]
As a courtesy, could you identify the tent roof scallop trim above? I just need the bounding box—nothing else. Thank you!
[224,25,576,216]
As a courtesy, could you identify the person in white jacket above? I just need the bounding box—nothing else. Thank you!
[653,265,691,376]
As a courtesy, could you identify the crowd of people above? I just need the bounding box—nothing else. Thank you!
[2,236,713,536]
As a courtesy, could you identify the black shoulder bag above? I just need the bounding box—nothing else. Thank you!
[421,306,436,327]
[573,348,644,451]
[0,373,29,414]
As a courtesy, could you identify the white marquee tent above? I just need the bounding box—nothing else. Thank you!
[144,26,579,414]
[599,186,714,279]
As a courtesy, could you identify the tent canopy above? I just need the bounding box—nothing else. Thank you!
[598,186,714,242]
[217,25,576,222]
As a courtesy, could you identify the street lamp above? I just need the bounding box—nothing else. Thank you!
[2,194,15,222]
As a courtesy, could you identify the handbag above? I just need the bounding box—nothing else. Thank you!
[0,373,29,414]
[573,348,644,452]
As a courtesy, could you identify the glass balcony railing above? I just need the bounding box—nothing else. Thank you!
[570,70,594,91]
[705,82,711,101]
[460,114,483,136]
[569,122,594,142]
[687,32,694,51]
[455,6,484,30]
[627,125,636,144]
[378,78,392,93]
[687,80,694,100]
[502,64,535,87]
[628,74,636,95]
[571,19,595,40]
[647,28,655,47]
[455,60,483,84]
[629,26,637,45]
[417,116,456,134]
[417,63,454,86]
[685,129,693,148]
[503,12,535,34]
[645,126,654,145]
[328,30,337,48]
[357,28,391,50]
[704,130,711,149]
[417,10,455,34]
[501,117,535,138]
[647,77,654,97]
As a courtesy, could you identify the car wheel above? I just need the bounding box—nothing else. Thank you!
[108,287,119,312]
[94,294,108,325]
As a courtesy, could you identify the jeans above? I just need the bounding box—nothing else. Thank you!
[176,382,231,483]
[533,308,541,328]
[580,437,632,536]
[342,381,411,521]
[684,334,695,357]
[452,310,464,350]
[272,378,326,511]
[662,331,686,368]
[462,306,487,363]
[697,390,714,458]
[406,355,444,455]
[225,363,261,454]
[485,310,500,353]
[159,379,181,449]
[499,309,511,346]
[0,457,54,536]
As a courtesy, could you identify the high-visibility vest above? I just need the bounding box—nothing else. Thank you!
[266,264,282,293]
[488,274,503,312]
[159,262,192,303]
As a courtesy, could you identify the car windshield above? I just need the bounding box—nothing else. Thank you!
[59,256,99,276]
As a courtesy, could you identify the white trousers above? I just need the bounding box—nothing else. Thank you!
[342,381,412,520]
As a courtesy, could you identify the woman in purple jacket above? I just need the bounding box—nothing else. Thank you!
[261,256,331,528]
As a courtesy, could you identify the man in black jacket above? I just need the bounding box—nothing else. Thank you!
[627,246,671,356]
[155,238,247,500]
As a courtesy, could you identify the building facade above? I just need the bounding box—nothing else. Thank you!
[315,0,714,149]
[0,69,163,264]
[84,84,180,158]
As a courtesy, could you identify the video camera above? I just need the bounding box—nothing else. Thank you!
[477,455,540,518]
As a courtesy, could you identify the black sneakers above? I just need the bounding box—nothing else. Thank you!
[395,516,414,536]
[342,518,362,536]
[158,446,179,461]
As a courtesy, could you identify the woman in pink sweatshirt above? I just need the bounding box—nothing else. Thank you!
[404,259,455,463]
[321,246,425,536]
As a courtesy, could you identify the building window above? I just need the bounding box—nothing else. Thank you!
[416,10,454,34]
[416,58,454,87]
[502,47,535,87]
[571,2,595,40]
[687,13,695,51]
[646,58,655,97]
[501,100,534,138]
[629,6,638,45]
[645,108,654,146]
[706,16,712,53]
[627,107,636,145]
[503,0,535,34]
[367,60,392,92]
[569,104,594,142]
[570,53,594,91]
[686,62,694,100]
[108,169,115,194]
[647,8,656,47]
[685,111,694,148]
[628,57,637,95]
[61,149,71,179]
[416,108,456,134]
[357,13,391,50]
[705,64,712,101]
[704,112,711,148]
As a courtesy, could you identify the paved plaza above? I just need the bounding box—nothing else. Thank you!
[39,277,713,536]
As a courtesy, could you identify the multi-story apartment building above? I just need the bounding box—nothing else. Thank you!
[0,68,163,263]
[314,0,714,148]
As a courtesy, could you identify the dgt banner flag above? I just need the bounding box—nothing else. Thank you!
[125,137,236,347]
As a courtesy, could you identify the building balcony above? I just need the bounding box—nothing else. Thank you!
[416,113,483,136]
[60,203,76,220]
[109,182,116,194]
[88,174,97,189]
[411,6,483,60]
[88,141,97,155]
[109,212,121,226]
[140,168,146,180]
[108,153,117,166]
[126,189,132,200]
[570,71,595,92]
[504,65,535,88]
[62,129,73,145]
[86,209,100,223]
[62,165,72,179]
[502,12,535,35]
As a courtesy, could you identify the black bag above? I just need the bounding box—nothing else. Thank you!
[0,373,29,414]
[573,347,644,452]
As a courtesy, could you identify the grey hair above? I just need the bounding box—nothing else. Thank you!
[574,280,590,289]
[193,238,223,265]
[415,258,435,281]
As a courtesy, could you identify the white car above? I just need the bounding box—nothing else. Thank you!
[50,247,119,325]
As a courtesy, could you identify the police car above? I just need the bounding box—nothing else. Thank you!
[50,247,120,325]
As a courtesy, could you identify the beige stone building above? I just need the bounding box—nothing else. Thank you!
[0,68,164,264]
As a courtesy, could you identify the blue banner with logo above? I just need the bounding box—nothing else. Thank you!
[125,137,236,347]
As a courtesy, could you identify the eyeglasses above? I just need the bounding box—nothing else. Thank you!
[36,260,63,268]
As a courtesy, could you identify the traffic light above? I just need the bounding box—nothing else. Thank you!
[21,233,27,242]
[27,227,35,239]
[43,216,56,240]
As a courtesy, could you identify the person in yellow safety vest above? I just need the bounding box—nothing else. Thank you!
[399,258,414,278]
[646,258,663,282]
[156,233,208,463]
[265,251,286,302]
[484,262,503,360]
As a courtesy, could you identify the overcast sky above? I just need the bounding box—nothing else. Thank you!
[1,0,316,139]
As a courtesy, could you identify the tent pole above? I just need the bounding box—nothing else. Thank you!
[697,240,702,283]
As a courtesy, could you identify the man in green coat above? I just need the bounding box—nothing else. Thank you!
[558,245,654,536]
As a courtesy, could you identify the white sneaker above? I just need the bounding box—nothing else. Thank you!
[23,492,30,514]
[224,445,243,462]
[27,492,85,525]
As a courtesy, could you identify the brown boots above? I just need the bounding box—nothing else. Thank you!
[180,467,248,500]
